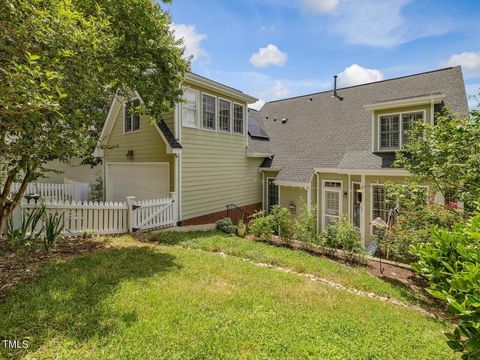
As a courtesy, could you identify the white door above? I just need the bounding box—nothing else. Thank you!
[322,181,342,229]
[106,163,170,201]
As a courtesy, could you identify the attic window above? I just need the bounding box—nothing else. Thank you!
[379,111,424,150]
[124,99,141,133]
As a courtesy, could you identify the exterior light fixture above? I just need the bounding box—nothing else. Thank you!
[126,150,134,160]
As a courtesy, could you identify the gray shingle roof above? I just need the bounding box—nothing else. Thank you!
[257,66,468,184]
[157,120,182,149]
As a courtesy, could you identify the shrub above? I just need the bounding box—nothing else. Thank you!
[321,216,364,254]
[90,176,104,202]
[292,204,318,243]
[248,211,274,240]
[270,205,292,240]
[411,215,480,359]
[6,205,45,249]
[216,218,236,234]
[82,229,95,239]
[43,212,65,251]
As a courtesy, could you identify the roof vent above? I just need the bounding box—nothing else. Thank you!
[309,97,313,101]
[332,75,343,101]
[281,118,288,124]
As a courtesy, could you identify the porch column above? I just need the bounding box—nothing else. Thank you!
[360,174,366,241]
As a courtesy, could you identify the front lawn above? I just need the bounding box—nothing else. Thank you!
[0,233,456,359]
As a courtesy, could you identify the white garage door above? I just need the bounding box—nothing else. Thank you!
[106,163,170,202]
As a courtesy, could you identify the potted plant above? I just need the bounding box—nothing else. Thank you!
[236,219,246,237]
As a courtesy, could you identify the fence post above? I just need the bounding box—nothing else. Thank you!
[126,196,137,233]
[170,192,178,224]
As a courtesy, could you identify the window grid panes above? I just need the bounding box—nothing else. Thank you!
[324,190,340,227]
[402,112,423,145]
[233,104,244,134]
[202,94,216,130]
[379,115,400,149]
[372,185,389,234]
[267,179,278,212]
[219,99,231,132]
[182,89,198,127]
[124,99,140,133]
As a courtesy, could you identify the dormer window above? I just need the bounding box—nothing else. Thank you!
[379,111,423,150]
[124,99,141,133]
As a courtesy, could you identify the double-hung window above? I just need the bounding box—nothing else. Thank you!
[379,111,423,150]
[202,94,216,130]
[323,181,342,228]
[233,103,244,134]
[182,89,198,127]
[124,99,141,133]
[219,99,231,132]
[401,112,423,145]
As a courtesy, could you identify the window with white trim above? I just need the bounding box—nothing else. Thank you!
[182,89,198,127]
[124,99,141,133]
[402,112,423,145]
[371,185,389,225]
[323,181,342,228]
[233,103,244,134]
[379,111,423,150]
[202,94,216,130]
[219,99,231,132]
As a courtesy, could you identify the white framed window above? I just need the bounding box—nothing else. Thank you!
[378,111,424,150]
[233,103,244,134]
[182,88,199,128]
[202,93,216,130]
[124,98,141,133]
[219,98,231,132]
[322,180,342,229]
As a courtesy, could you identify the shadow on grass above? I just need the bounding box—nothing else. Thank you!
[0,246,179,359]
[150,230,221,245]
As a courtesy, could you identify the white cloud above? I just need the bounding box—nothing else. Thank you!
[249,99,266,111]
[250,44,288,68]
[301,0,338,15]
[337,64,383,87]
[327,0,452,47]
[441,52,480,78]
[170,23,207,61]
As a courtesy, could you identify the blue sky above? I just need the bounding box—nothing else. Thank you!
[163,0,480,109]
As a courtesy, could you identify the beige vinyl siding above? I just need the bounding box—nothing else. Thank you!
[373,104,431,152]
[42,158,102,184]
[181,128,262,219]
[104,103,175,192]
[279,186,308,218]
[162,110,175,134]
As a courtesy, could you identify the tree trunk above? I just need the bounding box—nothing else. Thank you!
[0,170,32,237]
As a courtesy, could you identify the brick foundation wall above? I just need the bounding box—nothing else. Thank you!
[179,202,262,226]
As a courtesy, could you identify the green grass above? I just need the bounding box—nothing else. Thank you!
[0,234,456,359]
[152,231,419,304]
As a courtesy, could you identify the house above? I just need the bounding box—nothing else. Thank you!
[95,66,468,242]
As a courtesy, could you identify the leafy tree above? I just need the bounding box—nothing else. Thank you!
[0,0,189,233]
[394,105,480,212]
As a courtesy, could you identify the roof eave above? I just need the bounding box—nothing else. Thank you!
[363,94,445,111]
[314,167,411,176]
[185,73,258,103]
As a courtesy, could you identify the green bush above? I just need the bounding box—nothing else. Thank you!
[43,212,65,251]
[248,211,274,240]
[292,204,318,243]
[321,216,364,254]
[82,229,95,239]
[215,218,236,234]
[411,215,480,359]
[270,205,292,240]
[6,205,45,249]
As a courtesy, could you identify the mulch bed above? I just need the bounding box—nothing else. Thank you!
[0,237,107,301]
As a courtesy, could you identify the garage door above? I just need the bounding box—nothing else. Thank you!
[106,163,170,201]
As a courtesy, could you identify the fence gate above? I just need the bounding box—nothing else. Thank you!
[128,195,177,232]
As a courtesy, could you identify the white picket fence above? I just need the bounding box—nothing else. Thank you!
[20,199,129,235]
[12,192,178,236]
[11,182,90,202]
[128,195,177,232]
